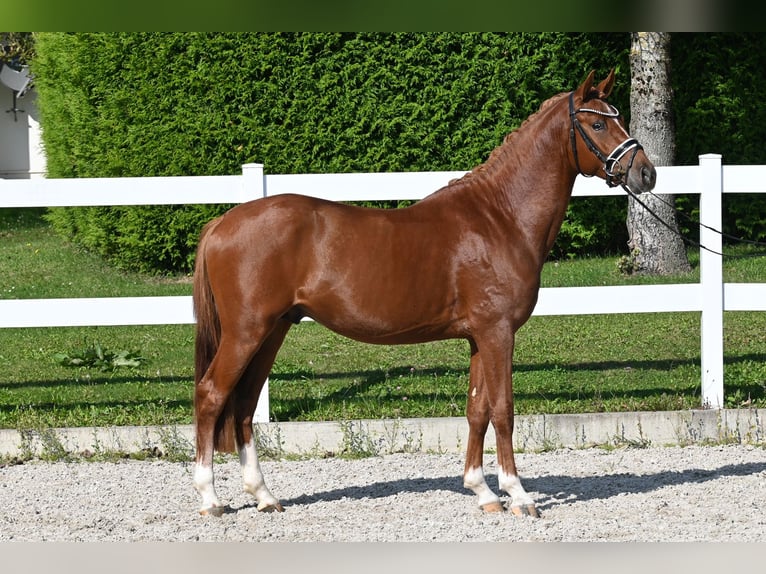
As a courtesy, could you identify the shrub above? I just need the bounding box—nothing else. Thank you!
[33,33,686,272]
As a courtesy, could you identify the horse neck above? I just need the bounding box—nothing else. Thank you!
[455,100,579,262]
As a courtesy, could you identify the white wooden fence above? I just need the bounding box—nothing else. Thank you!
[1,154,765,421]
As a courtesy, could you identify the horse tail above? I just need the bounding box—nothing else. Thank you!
[193,216,237,453]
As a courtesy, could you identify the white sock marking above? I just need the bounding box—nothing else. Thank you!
[464,466,501,508]
[498,467,534,507]
[240,436,280,509]
[193,463,222,512]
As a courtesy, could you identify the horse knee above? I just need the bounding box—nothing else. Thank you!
[466,395,489,426]
[491,418,515,443]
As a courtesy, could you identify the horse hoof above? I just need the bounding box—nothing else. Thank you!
[510,504,540,518]
[481,501,505,513]
[199,505,225,517]
[257,501,284,513]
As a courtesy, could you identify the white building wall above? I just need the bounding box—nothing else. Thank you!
[0,84,46,179]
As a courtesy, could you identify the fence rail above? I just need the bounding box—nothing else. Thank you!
[2,155,765,420]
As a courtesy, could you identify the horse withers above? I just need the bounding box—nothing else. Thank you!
[191,70,656,517]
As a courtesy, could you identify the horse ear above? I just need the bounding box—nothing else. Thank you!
[575,70,597,101]
[595,68,616,99]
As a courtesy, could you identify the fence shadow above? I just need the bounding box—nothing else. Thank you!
[3,353,762,421]
[0,374,191,391]
[269,353,766,419]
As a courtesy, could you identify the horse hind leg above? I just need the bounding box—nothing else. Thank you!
[194,326,274,516]
[235,319,292,513]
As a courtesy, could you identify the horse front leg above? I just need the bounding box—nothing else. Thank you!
[472,330,539,517]
[463,342,504,512]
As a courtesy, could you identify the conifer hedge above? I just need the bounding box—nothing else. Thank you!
[32,33,766,274]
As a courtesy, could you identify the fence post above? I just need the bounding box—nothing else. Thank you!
[241,163,270,423]
[241,163,266,199]
[698,153,724,408]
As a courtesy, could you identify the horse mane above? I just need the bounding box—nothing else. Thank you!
[445,91,571,190]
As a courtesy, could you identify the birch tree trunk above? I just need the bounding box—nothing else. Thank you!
[626,32,691,274]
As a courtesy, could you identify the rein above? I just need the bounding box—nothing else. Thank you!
[626,187,766,258]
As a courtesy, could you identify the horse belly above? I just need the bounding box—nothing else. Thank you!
[308,303,462,345]
[298,252,462,345]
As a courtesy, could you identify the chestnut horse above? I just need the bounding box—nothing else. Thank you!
[192,70,657,517]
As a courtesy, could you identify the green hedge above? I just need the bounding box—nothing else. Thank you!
[671,33,766,244]
[34,33,766,274]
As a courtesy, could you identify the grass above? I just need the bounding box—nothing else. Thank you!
[1,207,765,430]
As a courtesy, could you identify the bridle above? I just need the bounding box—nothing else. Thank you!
[568,91,766,258]
[568,91,642,191]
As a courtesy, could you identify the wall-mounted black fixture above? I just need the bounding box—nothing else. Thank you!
[0,63,32,122]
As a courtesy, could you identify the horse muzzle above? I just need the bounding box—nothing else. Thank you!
[606,141,656,195]
[622,156,657,195]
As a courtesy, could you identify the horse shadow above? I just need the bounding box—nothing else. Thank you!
[233,458,766,513]
[522,460,766,512]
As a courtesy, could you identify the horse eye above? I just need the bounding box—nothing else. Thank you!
[593,121,605,131]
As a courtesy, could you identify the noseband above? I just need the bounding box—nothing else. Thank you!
[568,92,642,189]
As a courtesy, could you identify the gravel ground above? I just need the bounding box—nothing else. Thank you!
[1,444,765,542]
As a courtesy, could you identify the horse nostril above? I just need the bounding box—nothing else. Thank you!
[642,166,656,188]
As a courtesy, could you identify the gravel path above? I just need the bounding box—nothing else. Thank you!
[1,444,765,542]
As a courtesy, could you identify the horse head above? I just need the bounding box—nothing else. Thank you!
[568,69,657,195]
